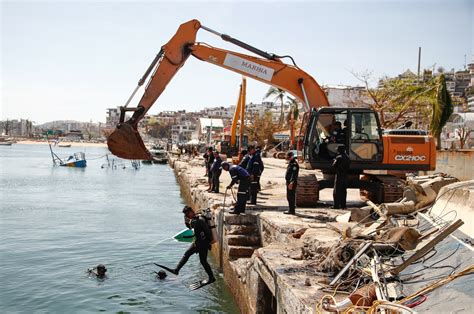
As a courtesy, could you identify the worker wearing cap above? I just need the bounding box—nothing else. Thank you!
[221,162,250,215]
[284,151,299,215]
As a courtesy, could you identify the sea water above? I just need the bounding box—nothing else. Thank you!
[0,144,238,313]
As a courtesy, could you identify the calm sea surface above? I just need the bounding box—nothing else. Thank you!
[0,144,238,313]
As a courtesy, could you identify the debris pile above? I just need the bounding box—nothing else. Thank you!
[301,174,473,313]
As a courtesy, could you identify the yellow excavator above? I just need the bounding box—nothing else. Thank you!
[218,77,247,157]
[107,19,436,203]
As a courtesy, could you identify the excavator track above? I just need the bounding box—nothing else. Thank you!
[360,174,404,204]
[296,174,319,207]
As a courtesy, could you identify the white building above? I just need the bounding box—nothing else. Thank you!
[198,118,224,143]
[323,85,369,108]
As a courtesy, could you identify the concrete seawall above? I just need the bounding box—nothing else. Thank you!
[433,150,474,180]
[169,154,474,313]
[169,157,353,313]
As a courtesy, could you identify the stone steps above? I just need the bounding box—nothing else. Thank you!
[225,224,259,235]
[224,213,258,225]
[227,234,261,246]
[227,245,259,259]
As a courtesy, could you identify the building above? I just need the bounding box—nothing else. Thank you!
[106,107,121,128]
[198,118,224,143]
[323,85,369,108]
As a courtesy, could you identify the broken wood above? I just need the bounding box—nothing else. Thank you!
[392,219,464,274]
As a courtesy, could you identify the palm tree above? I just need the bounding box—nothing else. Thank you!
[286,97,300,149]
[264,87,286,127]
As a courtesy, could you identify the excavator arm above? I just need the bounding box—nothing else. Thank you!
[107,19,329,160]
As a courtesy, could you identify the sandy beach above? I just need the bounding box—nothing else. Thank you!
[17,140,107,148]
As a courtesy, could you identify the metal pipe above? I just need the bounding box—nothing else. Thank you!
[201,24,275,60]
[298,78,311,112]
[123,49,164,108]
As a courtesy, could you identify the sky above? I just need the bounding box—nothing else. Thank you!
[1,0,472,124]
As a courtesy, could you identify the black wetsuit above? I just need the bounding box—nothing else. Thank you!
[285,157,299,214]
[175,215,214,280]
[331,151,350,209]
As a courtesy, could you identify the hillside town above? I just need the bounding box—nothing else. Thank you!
[2,64,474,151]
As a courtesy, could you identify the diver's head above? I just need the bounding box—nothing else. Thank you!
[157,270,167,280]
[96,264,107,277]
[182,205,195,219]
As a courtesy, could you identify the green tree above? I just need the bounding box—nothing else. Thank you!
[430,74,453,149]
[264,87,286,127]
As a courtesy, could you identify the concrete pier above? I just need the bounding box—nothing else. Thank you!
[170,156,362,313]
[170,155,474,313]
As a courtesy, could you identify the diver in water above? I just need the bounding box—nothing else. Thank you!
[156,270,167,280]
[88,264,107,279]
[156,206,215,290]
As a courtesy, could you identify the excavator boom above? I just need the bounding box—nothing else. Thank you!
[107,19,328,160]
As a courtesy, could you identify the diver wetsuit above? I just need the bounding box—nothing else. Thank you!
[174,215,214,281]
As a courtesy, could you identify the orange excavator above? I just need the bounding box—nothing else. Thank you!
[107,19,436,203]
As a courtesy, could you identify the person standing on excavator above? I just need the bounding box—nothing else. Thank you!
[331,145,351,209]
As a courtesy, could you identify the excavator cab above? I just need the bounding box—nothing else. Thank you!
[304,107,384,170]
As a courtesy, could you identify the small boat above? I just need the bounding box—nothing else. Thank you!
[0,142,12,146]
[149,145,169,164]
[60,152,87,167]
[47,137,86,167]
[58,144,71,148]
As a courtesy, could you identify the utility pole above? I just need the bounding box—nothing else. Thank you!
[417,46,422,82]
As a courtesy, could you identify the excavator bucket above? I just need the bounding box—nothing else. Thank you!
[107,123,153,160]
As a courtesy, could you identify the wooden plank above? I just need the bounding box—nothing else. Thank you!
[392,219,464,274]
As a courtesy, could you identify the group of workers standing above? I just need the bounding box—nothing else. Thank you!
[204,145,264,215]
[203,142,350,215]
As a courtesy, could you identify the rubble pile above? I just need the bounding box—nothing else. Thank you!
[302,173,473,313]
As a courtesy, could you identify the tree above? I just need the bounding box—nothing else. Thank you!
[264,87,286,127]
[457,126,471,149]
[430,74,454,149]
[248,111,278,147]
[286,97,301,148]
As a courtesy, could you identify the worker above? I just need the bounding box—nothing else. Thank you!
[221,162,250,215]
[284,151,299,215]
[256,146,264,192]
[204,147,215,191]
[210,151,222,193]
[88,264,107,279]
[331,145,351,209]
[330,121,345,143]
[246,145,262,205]
[238,149,250,168]
[157,206,215,288]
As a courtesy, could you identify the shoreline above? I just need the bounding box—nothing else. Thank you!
[15,140,108,148]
